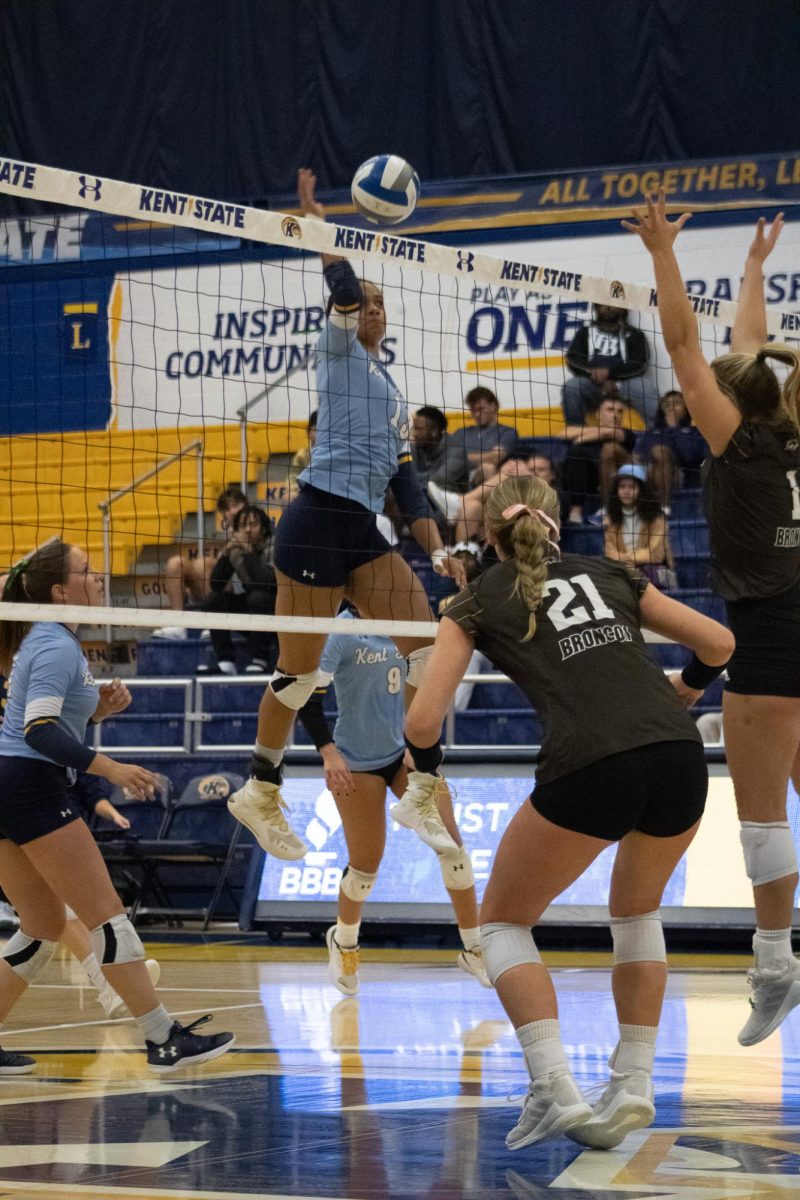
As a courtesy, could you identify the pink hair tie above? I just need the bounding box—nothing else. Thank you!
[501,504,561,557]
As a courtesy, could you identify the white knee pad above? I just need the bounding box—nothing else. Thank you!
[406,644,434,688]
[269,668,326,711]
[2,931,58,983]
[480,922,542,986]
[740,821,798,886]
[439,847,475,891]
[90,914,145,966]
[611,911,666,964]
[339,865,378,903]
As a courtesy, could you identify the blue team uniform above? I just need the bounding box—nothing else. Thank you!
[300,311,412,514]
[0,623,98,767]
[319,615,406,772]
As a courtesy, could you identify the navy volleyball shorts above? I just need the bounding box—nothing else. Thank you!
[725,582,800,697]
[0,757,83,845]
[354,753,406,786]
[530,740,707,841]
[274,484,394,588]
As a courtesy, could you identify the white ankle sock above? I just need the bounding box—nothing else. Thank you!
[612,1023,657,1073]
[336,919,361,948]
[136,1005,173,1044]
[753,928,794,970]
[516,1019,569,1081]
[254,741,283,768]
[459,926,481,953]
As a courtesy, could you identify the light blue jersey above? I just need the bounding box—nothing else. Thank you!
[299,311,411,513]
[319,615,406,771]
[0,623,98,766]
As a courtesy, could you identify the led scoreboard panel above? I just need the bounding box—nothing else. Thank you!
[254,767,800,927]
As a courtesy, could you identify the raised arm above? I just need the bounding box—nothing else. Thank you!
[298,167,341,270]
[622,190,741,456]
[731,213,784,354]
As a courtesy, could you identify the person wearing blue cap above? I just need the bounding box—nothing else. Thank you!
[604,464,675,590]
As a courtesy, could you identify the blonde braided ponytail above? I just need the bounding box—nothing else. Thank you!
[484,475,561,642]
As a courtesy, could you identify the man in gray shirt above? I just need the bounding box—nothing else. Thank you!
[447,387,518,483]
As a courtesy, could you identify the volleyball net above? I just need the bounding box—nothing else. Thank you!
[0,156,797,647]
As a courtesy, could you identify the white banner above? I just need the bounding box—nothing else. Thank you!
[111,220,800,428]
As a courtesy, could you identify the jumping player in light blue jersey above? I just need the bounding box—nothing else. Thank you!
[298,610,490,996]
[0,540,233,1075]
[229,167,468,865]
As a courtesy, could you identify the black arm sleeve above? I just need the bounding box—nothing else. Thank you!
[297,688,334,751]
[210,553,235,592]
[323,260,363,311]
[24,719,96,772]
[390,456,435,524]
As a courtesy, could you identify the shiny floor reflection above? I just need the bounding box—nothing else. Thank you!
[0,944,796,1199]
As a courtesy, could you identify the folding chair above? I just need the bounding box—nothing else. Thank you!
[94,774,174,914]
[130,772,254,928]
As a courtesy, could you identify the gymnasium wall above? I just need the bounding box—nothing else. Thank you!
[1,0,798,199]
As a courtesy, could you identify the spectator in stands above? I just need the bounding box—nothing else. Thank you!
[288,410,318,495]
[447,387,518,484]
[412,405,470,494]
[561,395,636,524]
[604,465,676,590]
[429,457,533,543]
[154,485,247,639]
[562,303,659,428]
[638,390,709,512]
[198,505,278,675]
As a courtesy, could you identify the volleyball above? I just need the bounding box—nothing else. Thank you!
[351,154,420,225]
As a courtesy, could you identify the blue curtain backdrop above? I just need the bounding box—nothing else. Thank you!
[1,0,799,201]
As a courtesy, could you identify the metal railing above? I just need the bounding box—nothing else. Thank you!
[86,669,726,760]
[235,353,317,485]
[98,439,205,643]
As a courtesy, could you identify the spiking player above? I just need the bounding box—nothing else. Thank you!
[228,167,466,861]
[298,607,491,995]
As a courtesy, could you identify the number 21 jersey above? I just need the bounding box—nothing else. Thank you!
[446,554,700,784]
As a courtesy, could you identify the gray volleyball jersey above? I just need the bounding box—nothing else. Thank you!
[702,420,800,602]
[445,554,700,783]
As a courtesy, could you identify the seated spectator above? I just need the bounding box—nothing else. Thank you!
[562,303,659,428]
[604,464,676,590]
[561,395,635,523]
[411,405,470,492]
[446,386,518,484]
[429,457,533,543]
[638,389,709,511]
[154,485,247,639]
[288,410,318,497]
[198,505,278,675]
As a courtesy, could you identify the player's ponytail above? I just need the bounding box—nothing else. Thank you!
[712,343,800,431]
[484,476,561,642]
[0,539,72,673]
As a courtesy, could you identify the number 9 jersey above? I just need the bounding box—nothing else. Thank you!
[445,554,700,785]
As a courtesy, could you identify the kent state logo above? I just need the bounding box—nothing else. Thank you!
[281,216,302,239]
[610,279,626,300]
[77,175,104,201]
[456,250,475,273]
